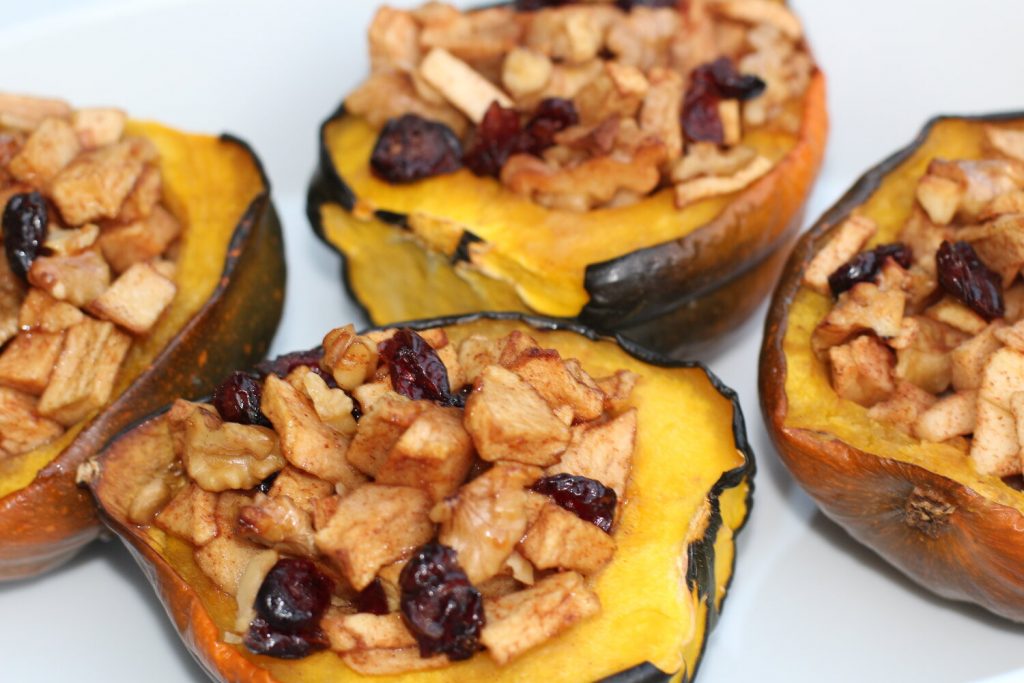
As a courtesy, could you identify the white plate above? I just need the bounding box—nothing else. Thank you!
[2,1,1024,681]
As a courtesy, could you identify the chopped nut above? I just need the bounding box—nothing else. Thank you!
[481,571,600,665]
[315,484,434,590]
[376,404,474,501]
[7,117,80,185]
[321,324,378,391]
[674,154,772,208]
[261,374,366,490]
[915,391,978,443]
[71,108,126,149]
[503,48,553,99]
[296,371,356,435]
[465,365,571,467]
[89,262,176,334]
[154,482,219,546]
[419,48,513,124]
[671,142,758,183]
[37,317,130,426]
[0,387,63,455]
[167,399,285,492]
[368,7,420,72]
[238,493,318,557]
[639,68,684,164]
[519,501,615,575]
[802,215,878,295]
[828,335,895,407]
[437,463,542,585]
[27,248,111,308]
[0,331,64,395]
[711,0,803,40]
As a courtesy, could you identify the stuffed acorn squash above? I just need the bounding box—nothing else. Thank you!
[308,0,827,354]
[0,93,285,580]
[84,313,753,682]
[761,113,1024,621]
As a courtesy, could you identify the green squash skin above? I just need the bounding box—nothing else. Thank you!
[91,312,754,682]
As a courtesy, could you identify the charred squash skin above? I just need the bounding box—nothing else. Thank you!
[87,313,754,683]
[760,113,1024,622]
[0,126,286,581]
[307,62,827,355]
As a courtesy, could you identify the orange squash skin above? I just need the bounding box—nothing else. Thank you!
[0,134,286,581]
[760,113,1024,622]
[88,313,755,683]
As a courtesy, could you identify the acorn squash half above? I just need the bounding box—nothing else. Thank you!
[86,313,754,682]
[0,122,285,581]
[761,113,1024,621]
[307,42,828,354]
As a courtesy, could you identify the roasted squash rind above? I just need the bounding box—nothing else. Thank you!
[0,125,285,581]
[761,112,1024,622]
[88,313,754,682]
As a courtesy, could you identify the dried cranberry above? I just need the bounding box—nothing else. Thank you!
[255,558,334,633]
[531,473,617,533]
[212,371,270,427]
[371,114,463,184]
[244,616,328,659]
[449,384,474,409]
[936,240,1004,320]
[356,578,390,615]
[827,242,913,298]
[380,328,457,405]
[400,543,485,661]
[683,58,765,144]
[255,347,325,379]
[3,191,48,280]
[464,102,523,177]
[521,98,579,153]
